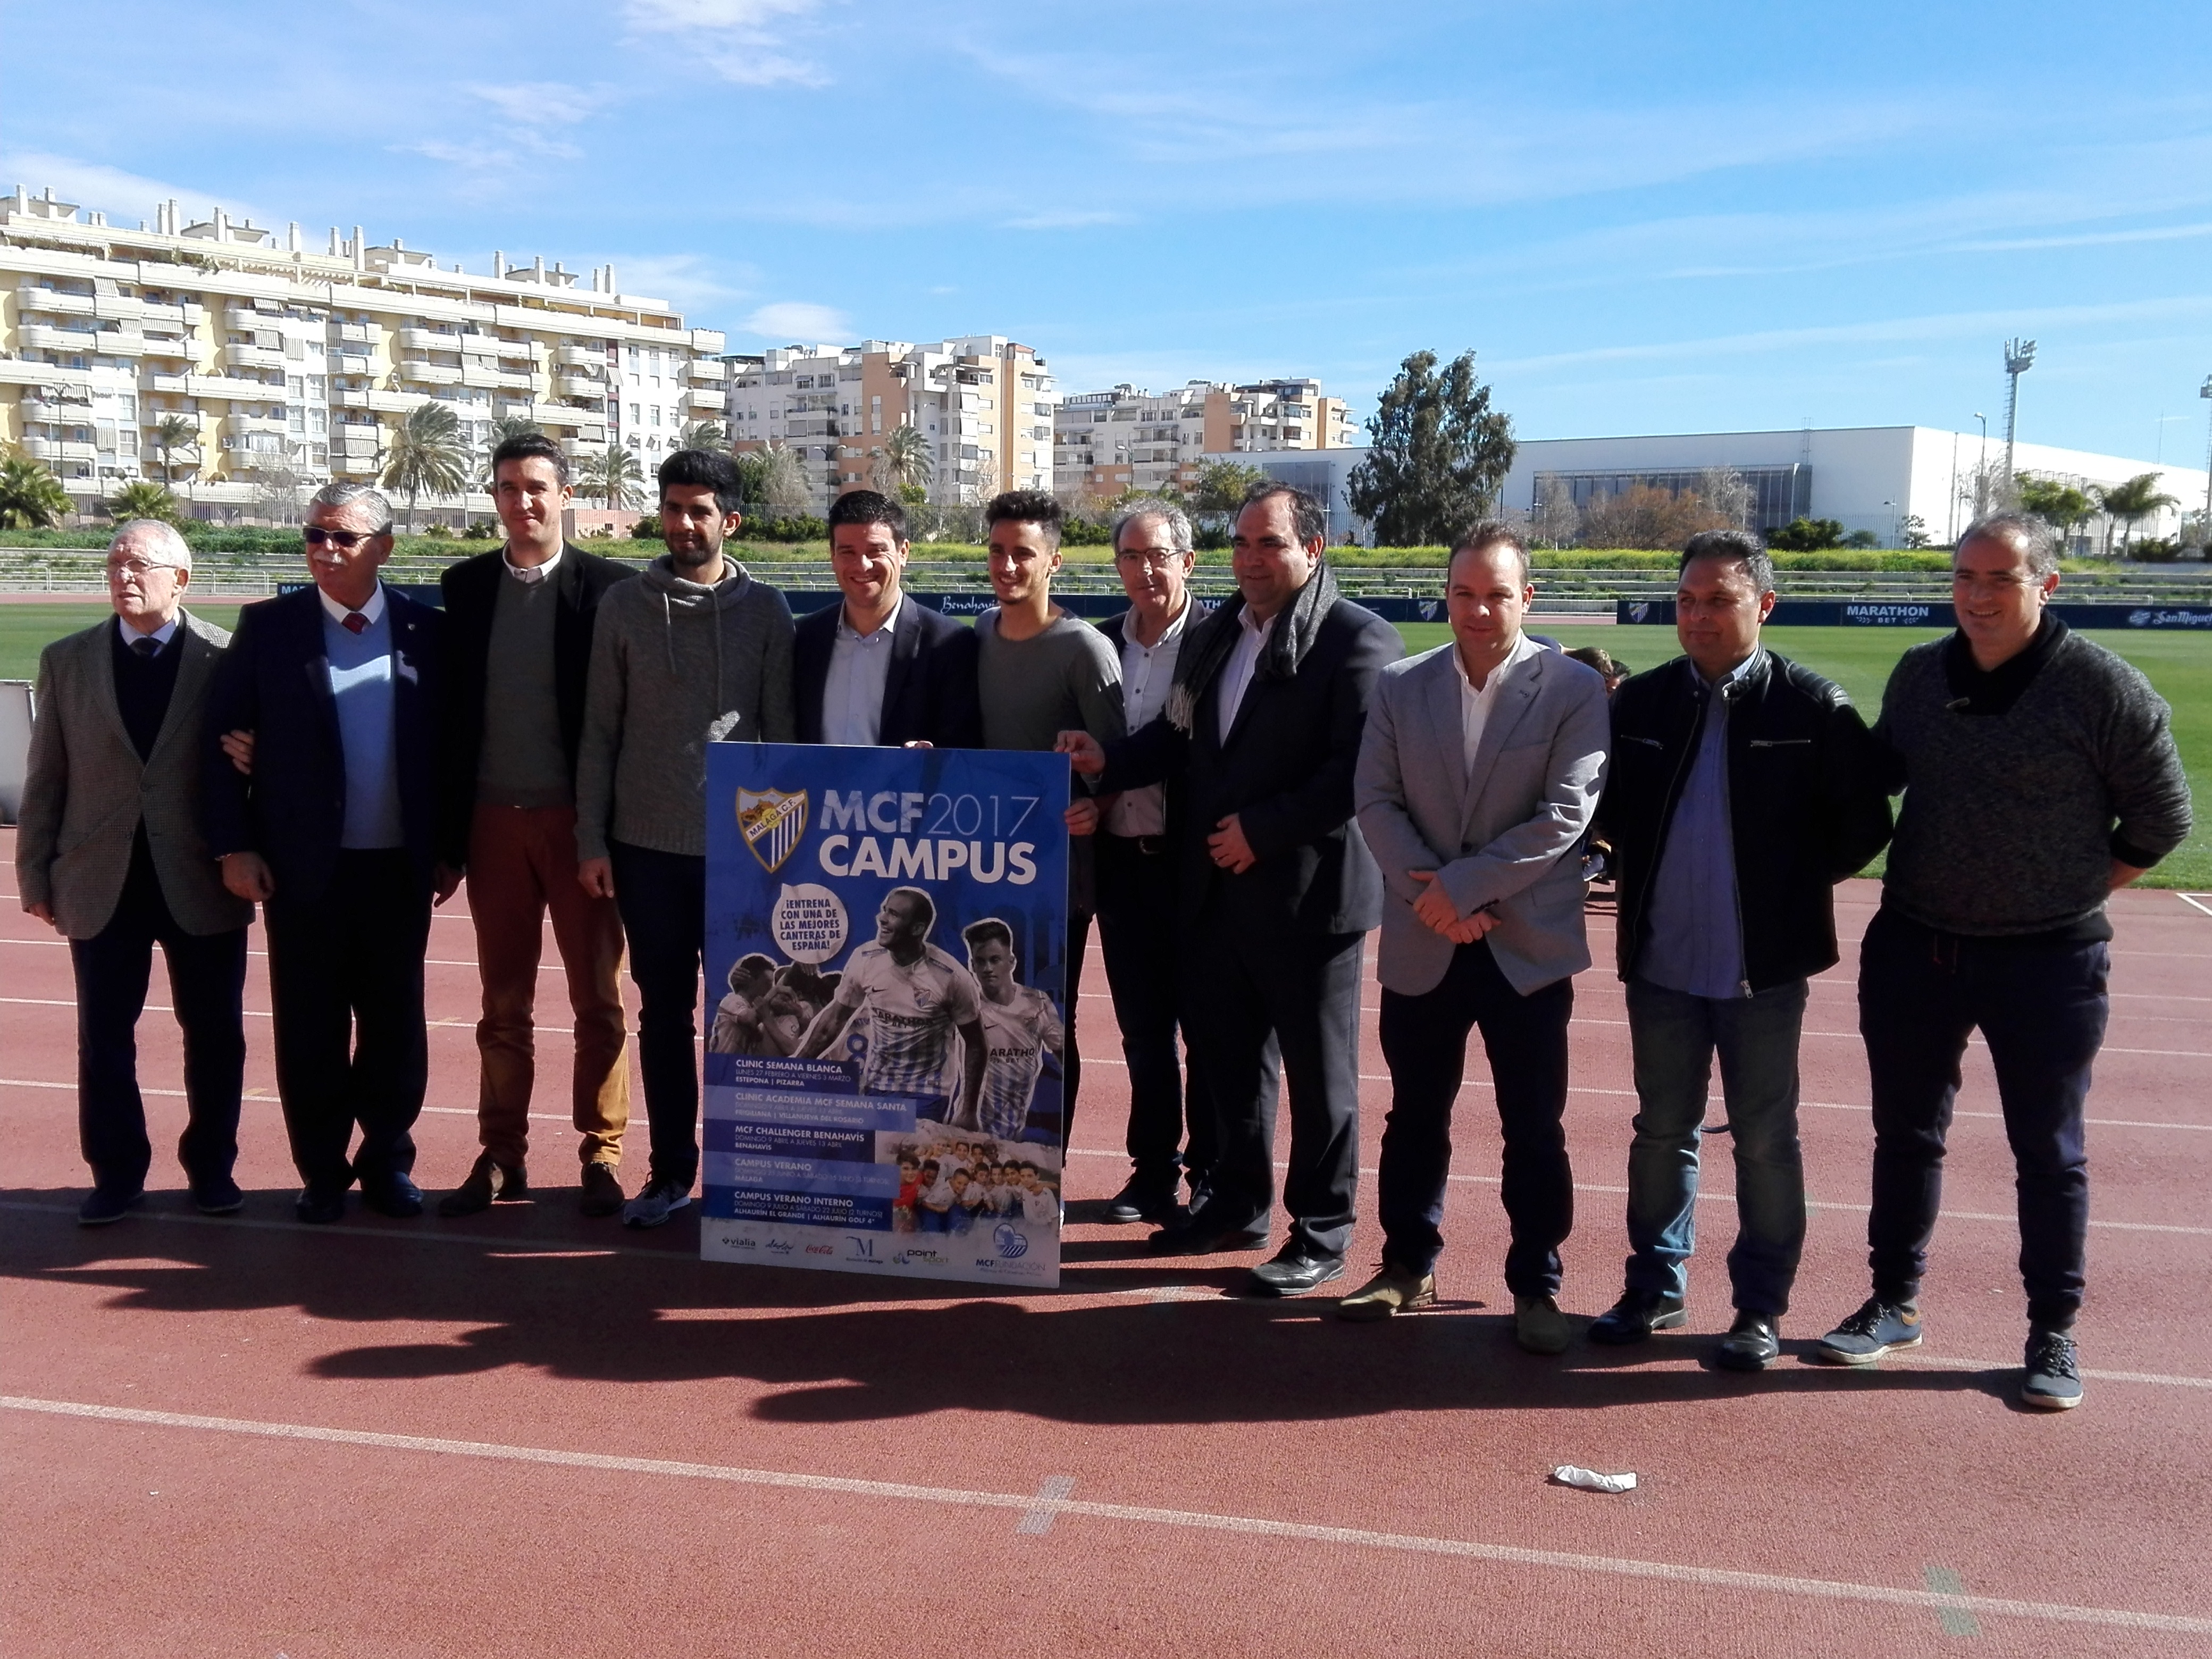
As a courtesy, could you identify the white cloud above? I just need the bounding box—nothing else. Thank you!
[600,253,750,315]
[740,300,850,341]
[622,0,832,86]
[0,150,267,231]
[468,81,617,131]
[1001,208,1133,231]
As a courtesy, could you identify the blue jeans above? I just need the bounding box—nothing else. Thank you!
[1622,977,1808,1316]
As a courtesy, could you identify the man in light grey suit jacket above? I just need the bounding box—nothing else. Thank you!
[1345,524,1609,1352]
[16,521,253,1225]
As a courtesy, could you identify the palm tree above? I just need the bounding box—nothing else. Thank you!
[0,449,76,529]
[2093,472,2181,557]
[577,445,643,510]
[676,418,725,453]
[149,414,200,490]
[106,480,182,524]
[380,401,471,531]
[874,423,933,496]
[480,412,543,483]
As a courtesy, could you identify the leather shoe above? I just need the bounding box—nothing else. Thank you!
[295,1185,347,1225]
[579,1161,625,1218]
[1336,1262,1438,1322]
[1247,1247,1346,1297]
[1100,1177,1184,1226]
[1588,1288,1689,1346]
[78,1186,144,1227]
[1514,1293,1571,1355]
[190,1175,244,1216]
[359,1169,424,1219]
[1147,1212,1268,1255]
[439,1154,526,1218]
[1716,1311,1781,1372]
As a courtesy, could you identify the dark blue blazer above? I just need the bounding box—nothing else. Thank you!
[201,584,447,904]
[792,593,983,749]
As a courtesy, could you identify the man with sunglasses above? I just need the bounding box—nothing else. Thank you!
[204,482,458,1224]
[18,521,253,1225]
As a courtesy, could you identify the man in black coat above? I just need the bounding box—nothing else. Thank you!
[793,489,981,749]
[1061,483,1402,1295]
[434,432,640,1218]
[203,483,457,1224]
[1590,530,1892,1368]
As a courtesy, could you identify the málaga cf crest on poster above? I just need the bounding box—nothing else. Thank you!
[701,741,1073,1287]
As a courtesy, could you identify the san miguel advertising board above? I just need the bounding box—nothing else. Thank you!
[700,742,1073,1288]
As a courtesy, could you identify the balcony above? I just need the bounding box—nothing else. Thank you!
[556,345,606,370]
[330,451,380,477]
[685,358,724,383]
[560,437,609,459]
[225,342,286,372]
[680,387,725,413]
[225,413,289,437]
[495,339,545,363]
[17,288,95,317]
[19,323,97,354]
[399,359,463,387]
[334,353,373,377]
[137,336,194,361]
[19,397,89,423]
[528,404,604,435]
[136,302,186,328]
[332,323,375,346]
[93,333,152,357]
[555,373,602,399]
[460,362,508,390]
[21,437,98,464]
[398,326,458,352]
[147,373,190,395]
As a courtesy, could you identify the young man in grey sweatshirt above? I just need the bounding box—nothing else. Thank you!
[1814,513,2192,1410]
[575,448,797,1227]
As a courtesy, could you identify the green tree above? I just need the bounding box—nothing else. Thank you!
[577,444,644,510]
[677,419,726,453]
[481,412,544,483]
[106,480,182,523]
[380,401,470,531]
[2093,472,2180,556]
[2016,475,2094,555]
[1766,516,1846,551]
[0,449,75,528]
[1345,349,1516,546]
[736,440,812,516]
[148,414,200,489]
[873,423,934,496]
[1189,459,1267,514]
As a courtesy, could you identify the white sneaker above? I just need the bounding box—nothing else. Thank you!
[622,1177,692,1228]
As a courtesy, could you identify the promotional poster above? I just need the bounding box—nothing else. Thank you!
[700,742,1073,1288]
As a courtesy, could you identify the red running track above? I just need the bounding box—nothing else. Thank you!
[3,826,2209,1657]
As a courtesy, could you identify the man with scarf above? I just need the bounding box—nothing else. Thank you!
[1059,483,1401,1296]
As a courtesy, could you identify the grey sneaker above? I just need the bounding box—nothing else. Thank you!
[621,1176,692,1229]
[1815,1297,1923,1365]
[2021,1327,2083,1411]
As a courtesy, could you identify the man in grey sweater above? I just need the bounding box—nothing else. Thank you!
[1814,513,2191,1411]
[575,448,797,1227]
[975,489,1126,1149]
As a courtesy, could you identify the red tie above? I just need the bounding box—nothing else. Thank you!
[342,612,368,635]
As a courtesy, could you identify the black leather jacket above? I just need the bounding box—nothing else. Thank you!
[1598,649,1893,993]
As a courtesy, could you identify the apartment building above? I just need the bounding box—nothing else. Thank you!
[0,184,724,521]
[723,335,1055,513]
[1052,378,1358,497]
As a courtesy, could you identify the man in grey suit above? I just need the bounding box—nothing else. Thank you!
[16,520,254,1225]
[1347,523,1610,1352]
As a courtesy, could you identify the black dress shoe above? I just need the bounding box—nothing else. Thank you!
[1716,1311,1781,1372]
[1101,1177,1184,1226]
[1247,1249,1347,1297]
[1147,1213,1269,1255]
[359,1170,424,1219]
[190,1174,244,1216]
[295,1185,347,1225]
[1588,1287,1689,1346]
[78,1186,145,1227]
[438,1154,527,1218]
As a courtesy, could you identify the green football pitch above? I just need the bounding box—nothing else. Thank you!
[6,604,2205,887]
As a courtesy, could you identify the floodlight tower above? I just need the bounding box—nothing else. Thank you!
[2002,338,2036,480]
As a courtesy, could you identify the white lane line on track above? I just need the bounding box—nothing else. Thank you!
[2,1394,2205,1636]
[2174,894,2212,918]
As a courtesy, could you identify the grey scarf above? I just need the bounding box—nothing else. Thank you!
[1164,558,1342,735]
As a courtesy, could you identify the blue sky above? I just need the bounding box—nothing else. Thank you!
[4,0,2211,460]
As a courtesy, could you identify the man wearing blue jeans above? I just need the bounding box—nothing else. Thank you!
[1814,514,2191,1410]
[1592,531,1892,1369]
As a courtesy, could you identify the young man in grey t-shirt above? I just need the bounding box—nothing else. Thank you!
[974,489,1125,1145]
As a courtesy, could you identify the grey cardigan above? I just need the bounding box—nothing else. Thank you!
[16,611,254,938]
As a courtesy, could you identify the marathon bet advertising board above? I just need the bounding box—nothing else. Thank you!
[701,742,1073,1288]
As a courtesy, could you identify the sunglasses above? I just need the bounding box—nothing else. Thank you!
[304,524,391,550]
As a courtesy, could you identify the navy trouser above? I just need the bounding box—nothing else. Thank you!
[1096,833,1213,1191]
[1858,907,2109,1330]
[610,841,705,1189]
[70,844,247,1196]
[1377,940,1574,1294]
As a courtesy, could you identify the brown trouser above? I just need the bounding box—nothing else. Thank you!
[466,802,630,1168]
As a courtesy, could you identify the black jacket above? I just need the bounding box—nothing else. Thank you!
[202,584,447,902]
[1599,649,1893,992]
[1103,596,1401,938]
[438,543,636,862]
[1095,599,1212,848]
[792,593,983,749]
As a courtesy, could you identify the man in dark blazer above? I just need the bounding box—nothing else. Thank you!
[18,521,254,1225]
[434,433,637,1218]
[793,489,981,749]
[204,482,457,1224]
[1061,483,1402,1295]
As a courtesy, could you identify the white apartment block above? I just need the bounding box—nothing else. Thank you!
[0,184,725,521]
[724,336,1055,514]
[1053,378,1358,497]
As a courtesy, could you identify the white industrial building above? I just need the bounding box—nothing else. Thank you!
[1499,426,2210,552]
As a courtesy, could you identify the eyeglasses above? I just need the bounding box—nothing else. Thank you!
[107,559,181,580]
[1114,547,1186,568]
[305,524,392,550]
